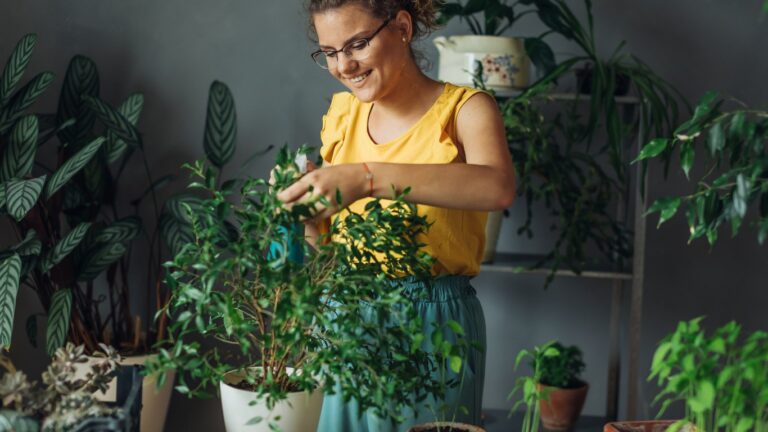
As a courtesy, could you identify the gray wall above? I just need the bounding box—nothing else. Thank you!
[1,0,767,430]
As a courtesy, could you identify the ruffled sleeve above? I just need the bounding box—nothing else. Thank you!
[319,92,354,164]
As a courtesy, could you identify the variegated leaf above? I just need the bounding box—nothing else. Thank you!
[0,115,38,182]
[203,81,237,168]
[92,216,141,244]
[11,230,41,256]
[0,71,55,134]
[0,33,37,107]
[105,93,144,163]
[56,55,99,146]
[6,175,46,221]
[45,289,71,356]
[40,222,91,272]
[83,95,142,148]
[45,136,104,199]
[77,242,127,281]
[0,254,22,348]
[165,194,203,223]
[159,213,194,257]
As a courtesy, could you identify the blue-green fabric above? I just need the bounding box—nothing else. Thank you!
[317,275,486,432]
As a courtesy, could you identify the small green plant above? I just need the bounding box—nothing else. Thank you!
[508,341,560,432]
[537,342,584,389]
[0,343,121,431]
[649,317,768,432]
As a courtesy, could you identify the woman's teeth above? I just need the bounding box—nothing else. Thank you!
[350,71,371,83]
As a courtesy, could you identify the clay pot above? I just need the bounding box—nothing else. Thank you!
[538,382,589,431]
[408,422,486,432]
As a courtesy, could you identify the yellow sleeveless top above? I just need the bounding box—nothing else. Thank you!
[319,82,488,276]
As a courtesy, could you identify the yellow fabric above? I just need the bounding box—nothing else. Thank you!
[319,82,488,276]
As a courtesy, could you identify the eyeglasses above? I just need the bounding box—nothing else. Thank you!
[311,18,391,70]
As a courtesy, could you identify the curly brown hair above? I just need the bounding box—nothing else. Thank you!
[306,0,441,42]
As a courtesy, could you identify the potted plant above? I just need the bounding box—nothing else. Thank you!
[434,0,556,92]
[0,343,143,431]
[0,33,174,432]
[146,80,451,431]
[606,317,767,432]
[407,321,486,432]
[507,341,560,432]
[536,342,588,431]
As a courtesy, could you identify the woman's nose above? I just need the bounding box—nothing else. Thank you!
[336,54,357,75]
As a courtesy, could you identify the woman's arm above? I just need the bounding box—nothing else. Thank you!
[278,93,515,219]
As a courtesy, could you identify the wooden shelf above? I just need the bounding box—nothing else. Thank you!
[481,252,633,281]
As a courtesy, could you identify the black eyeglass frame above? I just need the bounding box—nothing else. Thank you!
[311,18,392,69]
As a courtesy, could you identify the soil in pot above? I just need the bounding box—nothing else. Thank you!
[409,422,486,432]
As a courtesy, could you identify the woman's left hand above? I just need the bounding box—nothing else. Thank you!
[277,163,366,220]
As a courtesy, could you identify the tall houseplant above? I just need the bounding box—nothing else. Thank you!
[147,81,457,431]
[0,33,168,357]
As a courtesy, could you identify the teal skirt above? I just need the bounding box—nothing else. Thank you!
[317,275,486,432]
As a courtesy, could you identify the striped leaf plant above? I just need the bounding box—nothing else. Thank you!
[0,33,167,357]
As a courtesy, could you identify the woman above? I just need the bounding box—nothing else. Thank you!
[277,0,515,430]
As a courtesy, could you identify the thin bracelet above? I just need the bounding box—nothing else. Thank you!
[361,162,374,197]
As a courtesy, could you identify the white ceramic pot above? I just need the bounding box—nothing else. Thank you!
[74,353,175,432]
[219,368,323,432]
[433,35,531,91]
[482,211,504,263]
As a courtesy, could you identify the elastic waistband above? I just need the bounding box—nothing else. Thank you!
[390,275,476,302]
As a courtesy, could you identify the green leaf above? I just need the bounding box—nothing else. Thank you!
[645,197,681,228]
[245,417,263,426]
[159,213,194,257]
[203,81,237,168]
[635,138,669,162]
[449,355,463,374]
[445,320,465,336]
[165,194,203,223]
[0,115,38,182]
[0,254,22,348]
[733,174,748,218]
[92,216,141,244]
[734,417,754,432]
[680,141,694,179]
[6,176,46,221]
[0,71,55,134]
[692,90,719,121]
[728,111,745,141]
[11,230,41,256]
[56,55,99,146]
[105,93,144,163]
[524,37,556,78]
[463,0,487,15]
[707,122,724,156]
[0,34,37,107]
[45,136,104,199]
[40,222,91,272]
[83,95,142,148]
[77,242,128,281]
[45,289,72,356]
[0,409,39,432]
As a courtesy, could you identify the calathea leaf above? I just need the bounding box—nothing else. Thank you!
[105,93,144,164]
[91,216,142,244]
[45,289,72,356]
[0,254,22,347]
[0,71,55,134]
[83,95,142,148]
[11,230,41,256]
[77,242,128,281]
[203,81,237,168]
[5,175,46,221]
[0,114,38,182]
[56,55,99,146]
[0,33,37,107]
[40,222,92,272]
[159,213,194,257]
[45,136,104,199]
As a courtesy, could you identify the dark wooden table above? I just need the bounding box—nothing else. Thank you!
[483,409,608,432]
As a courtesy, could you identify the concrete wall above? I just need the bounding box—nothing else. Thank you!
[1,0,766,430]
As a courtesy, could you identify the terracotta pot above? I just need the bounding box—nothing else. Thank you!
[603,420,696,432]
[538,382,589,431]
[408,421,486,432]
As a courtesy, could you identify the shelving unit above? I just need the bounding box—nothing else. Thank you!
[482,91,647,421]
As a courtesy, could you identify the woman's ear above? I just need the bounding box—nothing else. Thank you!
[393,9,413,42]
